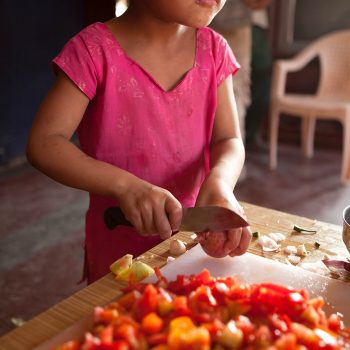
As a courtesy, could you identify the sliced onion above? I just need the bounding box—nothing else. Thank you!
[322,259,350,272]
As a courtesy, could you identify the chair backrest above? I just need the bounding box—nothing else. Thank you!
[310,30,350,99]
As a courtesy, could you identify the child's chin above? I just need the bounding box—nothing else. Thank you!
[181,13,218,29]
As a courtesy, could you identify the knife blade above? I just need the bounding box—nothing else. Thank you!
[104,206,249,232]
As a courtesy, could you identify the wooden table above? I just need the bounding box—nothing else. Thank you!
[0,202,349,350]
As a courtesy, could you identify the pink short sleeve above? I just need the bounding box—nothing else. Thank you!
[213,34,240,86]
[52,34,97,100]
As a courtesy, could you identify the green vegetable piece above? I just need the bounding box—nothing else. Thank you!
[314,242,321,249]
[293,224,317,234]
[252,231,260,238]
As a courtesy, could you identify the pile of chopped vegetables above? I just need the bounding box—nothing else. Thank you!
[55,269,350,350]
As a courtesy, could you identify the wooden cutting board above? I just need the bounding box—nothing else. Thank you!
[149,244,350,325]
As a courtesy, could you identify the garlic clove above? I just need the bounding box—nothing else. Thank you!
[167,256,176,263]
[268,232,286,243]
[169,239,187,255]
[258,235,280,252]
[296,244,309,257]
[283,245,298,255]
[287,255,301,265]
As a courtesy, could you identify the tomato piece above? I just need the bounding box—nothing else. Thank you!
[254,325,273,347]
[114,323,139,349]
[192,312,215,324]
[111,341,130,350]
[55,340,80,350]
[273,332,297,350]
[142,312,164,334]
[194,286,217,306]
[300,305,320,327]
[99,325,114,344]
[94,307,120,325]
[290,322,319,348]
[269,313,290,333]
[201,319,224,338]
[172,296,191,316]
[135,284,159,319]
[94,341,130,350]
[235,315,255,341]
[117,290,141,311]
[251,284,307,317]
[228,283,251,300]
[327,313,342,333]
[149,345,168,350]
[146,332,168,346]
[308,296,325,310]
[225,298,251,318]
[168,269,212,295]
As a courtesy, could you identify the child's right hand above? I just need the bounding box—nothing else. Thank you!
[116,177,183,240]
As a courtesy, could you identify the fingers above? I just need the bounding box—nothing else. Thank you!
[224,228,242,254]
[229,227,252,257]
[153,207,172,240]
[165,198,183,232]
[139,201,173,239]
[122,189,181,240]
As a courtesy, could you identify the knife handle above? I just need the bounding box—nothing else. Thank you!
[104,207,133,230]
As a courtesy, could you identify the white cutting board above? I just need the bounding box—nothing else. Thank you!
[36,246,350,349]
[150,245,350,325]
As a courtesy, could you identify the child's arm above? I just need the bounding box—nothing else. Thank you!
[27,72,182,239]
[196,75,252,256]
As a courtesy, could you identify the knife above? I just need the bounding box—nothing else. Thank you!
[104,206,249,232]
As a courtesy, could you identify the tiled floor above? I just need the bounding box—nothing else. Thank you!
[0,143,349,336]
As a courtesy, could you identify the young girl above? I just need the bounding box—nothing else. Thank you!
[27,0,252,283]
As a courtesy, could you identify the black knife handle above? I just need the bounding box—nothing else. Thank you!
[104,207,133,230]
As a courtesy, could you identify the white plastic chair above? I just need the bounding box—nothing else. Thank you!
[269,30,350,184]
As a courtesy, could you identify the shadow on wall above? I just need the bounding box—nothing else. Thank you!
[0,0,85,165]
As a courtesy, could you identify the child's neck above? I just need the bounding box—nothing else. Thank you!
[106,10,197,92]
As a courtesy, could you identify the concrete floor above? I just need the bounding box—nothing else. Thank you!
[0,143,349,336]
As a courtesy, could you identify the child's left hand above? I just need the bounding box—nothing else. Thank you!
[195,176,252,258]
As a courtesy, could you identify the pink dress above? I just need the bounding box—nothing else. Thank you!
[53,23,239,283]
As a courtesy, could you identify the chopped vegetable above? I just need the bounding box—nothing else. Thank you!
[322,259,350,272]
[110,254,133,275]
[252,231,260,238]
[292,224,317,234]
[296,244,309,257]
[258,235,280,252]
[314,242,321,249]
[268,232,286,242]
[287,255,301,265]
[116,261,154,282]
[54,269,350,349]
[284,245,298,255]
[10,318,26,327]
[169,239,187,256]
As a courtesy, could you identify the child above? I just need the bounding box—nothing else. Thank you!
[27,0,252,283]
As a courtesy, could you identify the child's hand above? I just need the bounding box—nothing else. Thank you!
[117,176,182,240]
[195,176,252,258]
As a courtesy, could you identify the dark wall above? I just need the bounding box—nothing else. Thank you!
[0,0,85,164]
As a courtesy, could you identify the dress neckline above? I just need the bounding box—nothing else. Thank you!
[97,22,199,94]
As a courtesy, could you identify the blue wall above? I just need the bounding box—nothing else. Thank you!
[0,0,84,164]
